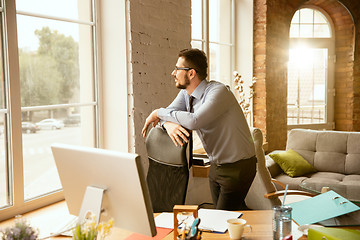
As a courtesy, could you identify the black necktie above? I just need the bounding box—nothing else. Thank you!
[188,96,194,168]
[189,95,194,112]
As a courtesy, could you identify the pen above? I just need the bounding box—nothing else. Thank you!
[198,227,213,233]
[187,218,201,240]
[196,231,202,240]
[180,227,186,240]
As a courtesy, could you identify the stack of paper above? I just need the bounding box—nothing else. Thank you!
[198,209,242,233]
[154,209,242,233]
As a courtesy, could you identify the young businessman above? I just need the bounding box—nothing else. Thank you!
[142,48,256,210]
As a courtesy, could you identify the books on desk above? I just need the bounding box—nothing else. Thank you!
[154,209,242,233]
[288,190,360,226]
[308,227,360,240]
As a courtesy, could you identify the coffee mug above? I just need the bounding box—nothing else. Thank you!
[227,218,252,239]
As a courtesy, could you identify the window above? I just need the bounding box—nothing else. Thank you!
[191,0,234,153]
[191,0,234,88]
[288,8,335,129]
[290,8,331,38]
[0,0,99,219]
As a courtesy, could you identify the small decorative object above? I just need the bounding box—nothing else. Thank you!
[233,71,256,125]
[72,212,114,240]
[173,205,199,240]
[0,215,39,240]
[273,205,292,240]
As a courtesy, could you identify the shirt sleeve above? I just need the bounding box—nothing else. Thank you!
[158,84,235,130]
[158,90,187,127]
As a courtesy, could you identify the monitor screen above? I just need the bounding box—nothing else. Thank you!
[51,143,157,237]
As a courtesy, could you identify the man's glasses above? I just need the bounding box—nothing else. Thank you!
[174,66,195,72]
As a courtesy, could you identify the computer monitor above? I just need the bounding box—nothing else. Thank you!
[51,143,157,237]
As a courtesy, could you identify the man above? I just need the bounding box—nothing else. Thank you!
[142,48,256,210]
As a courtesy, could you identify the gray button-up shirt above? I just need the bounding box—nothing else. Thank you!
[157,80,255,165]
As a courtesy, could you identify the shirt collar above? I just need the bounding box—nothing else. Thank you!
[190,80,208,100]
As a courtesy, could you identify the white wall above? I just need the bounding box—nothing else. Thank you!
[235,0,253,86]
[98,0,129,152]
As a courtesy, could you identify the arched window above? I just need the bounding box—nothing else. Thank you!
[290,8,331,38]
[288,8,335,129]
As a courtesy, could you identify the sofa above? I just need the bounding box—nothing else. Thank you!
[266,129,360,198]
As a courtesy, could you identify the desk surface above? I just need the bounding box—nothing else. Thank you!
[0,201,313,240]
[164,210,275,240]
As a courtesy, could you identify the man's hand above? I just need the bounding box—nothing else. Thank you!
[163,122,190,147]
[142,109,160,137]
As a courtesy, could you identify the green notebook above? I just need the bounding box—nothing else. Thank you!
[308,227,360,240]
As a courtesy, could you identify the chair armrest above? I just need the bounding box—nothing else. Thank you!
[265,151,284,177]
[271,179,287,189]
[264,190,315,199]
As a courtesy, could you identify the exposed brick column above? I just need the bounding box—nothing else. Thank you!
[253,0,267,138]
[354,25,360,130]
[253,0,304,151]
[342,0,360,131]
[128,0,191,165]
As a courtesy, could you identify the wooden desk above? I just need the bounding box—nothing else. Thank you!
[163,210,275,240]
[0,201,305,239]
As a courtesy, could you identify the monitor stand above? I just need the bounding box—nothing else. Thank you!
[78,186,106,224]
[40,186,106,240]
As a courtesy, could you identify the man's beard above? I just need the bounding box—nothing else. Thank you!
[176,75,190,89]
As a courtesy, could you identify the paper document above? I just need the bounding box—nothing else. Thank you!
[154,209,242,233]
[198,209,242,233]
[124,227,173,240]
[154,212,174,229]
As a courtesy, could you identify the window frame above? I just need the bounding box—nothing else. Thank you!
[0,0,100,220]
[191,0,235,89]
[287,6,335,130]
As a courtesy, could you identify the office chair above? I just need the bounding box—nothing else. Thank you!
[245,128,314,210]
[145,126,189,212]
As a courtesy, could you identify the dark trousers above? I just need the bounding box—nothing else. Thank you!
[209,156,257,210]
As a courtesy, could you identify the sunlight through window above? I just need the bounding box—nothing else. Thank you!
[288,8,334,127]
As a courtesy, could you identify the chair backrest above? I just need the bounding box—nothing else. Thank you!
[245,127,282,210]
[145,126,189,212]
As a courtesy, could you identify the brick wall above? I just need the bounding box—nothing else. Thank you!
[253,0,303,150]
[254,0,359,151]
[128,0,191,165]
[340,0,360,130]
[253,0,267,135]
[304,0,356,131]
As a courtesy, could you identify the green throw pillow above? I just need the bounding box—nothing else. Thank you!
[269,149,316,177]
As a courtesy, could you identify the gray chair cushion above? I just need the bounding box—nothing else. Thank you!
[145,126,189,212]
